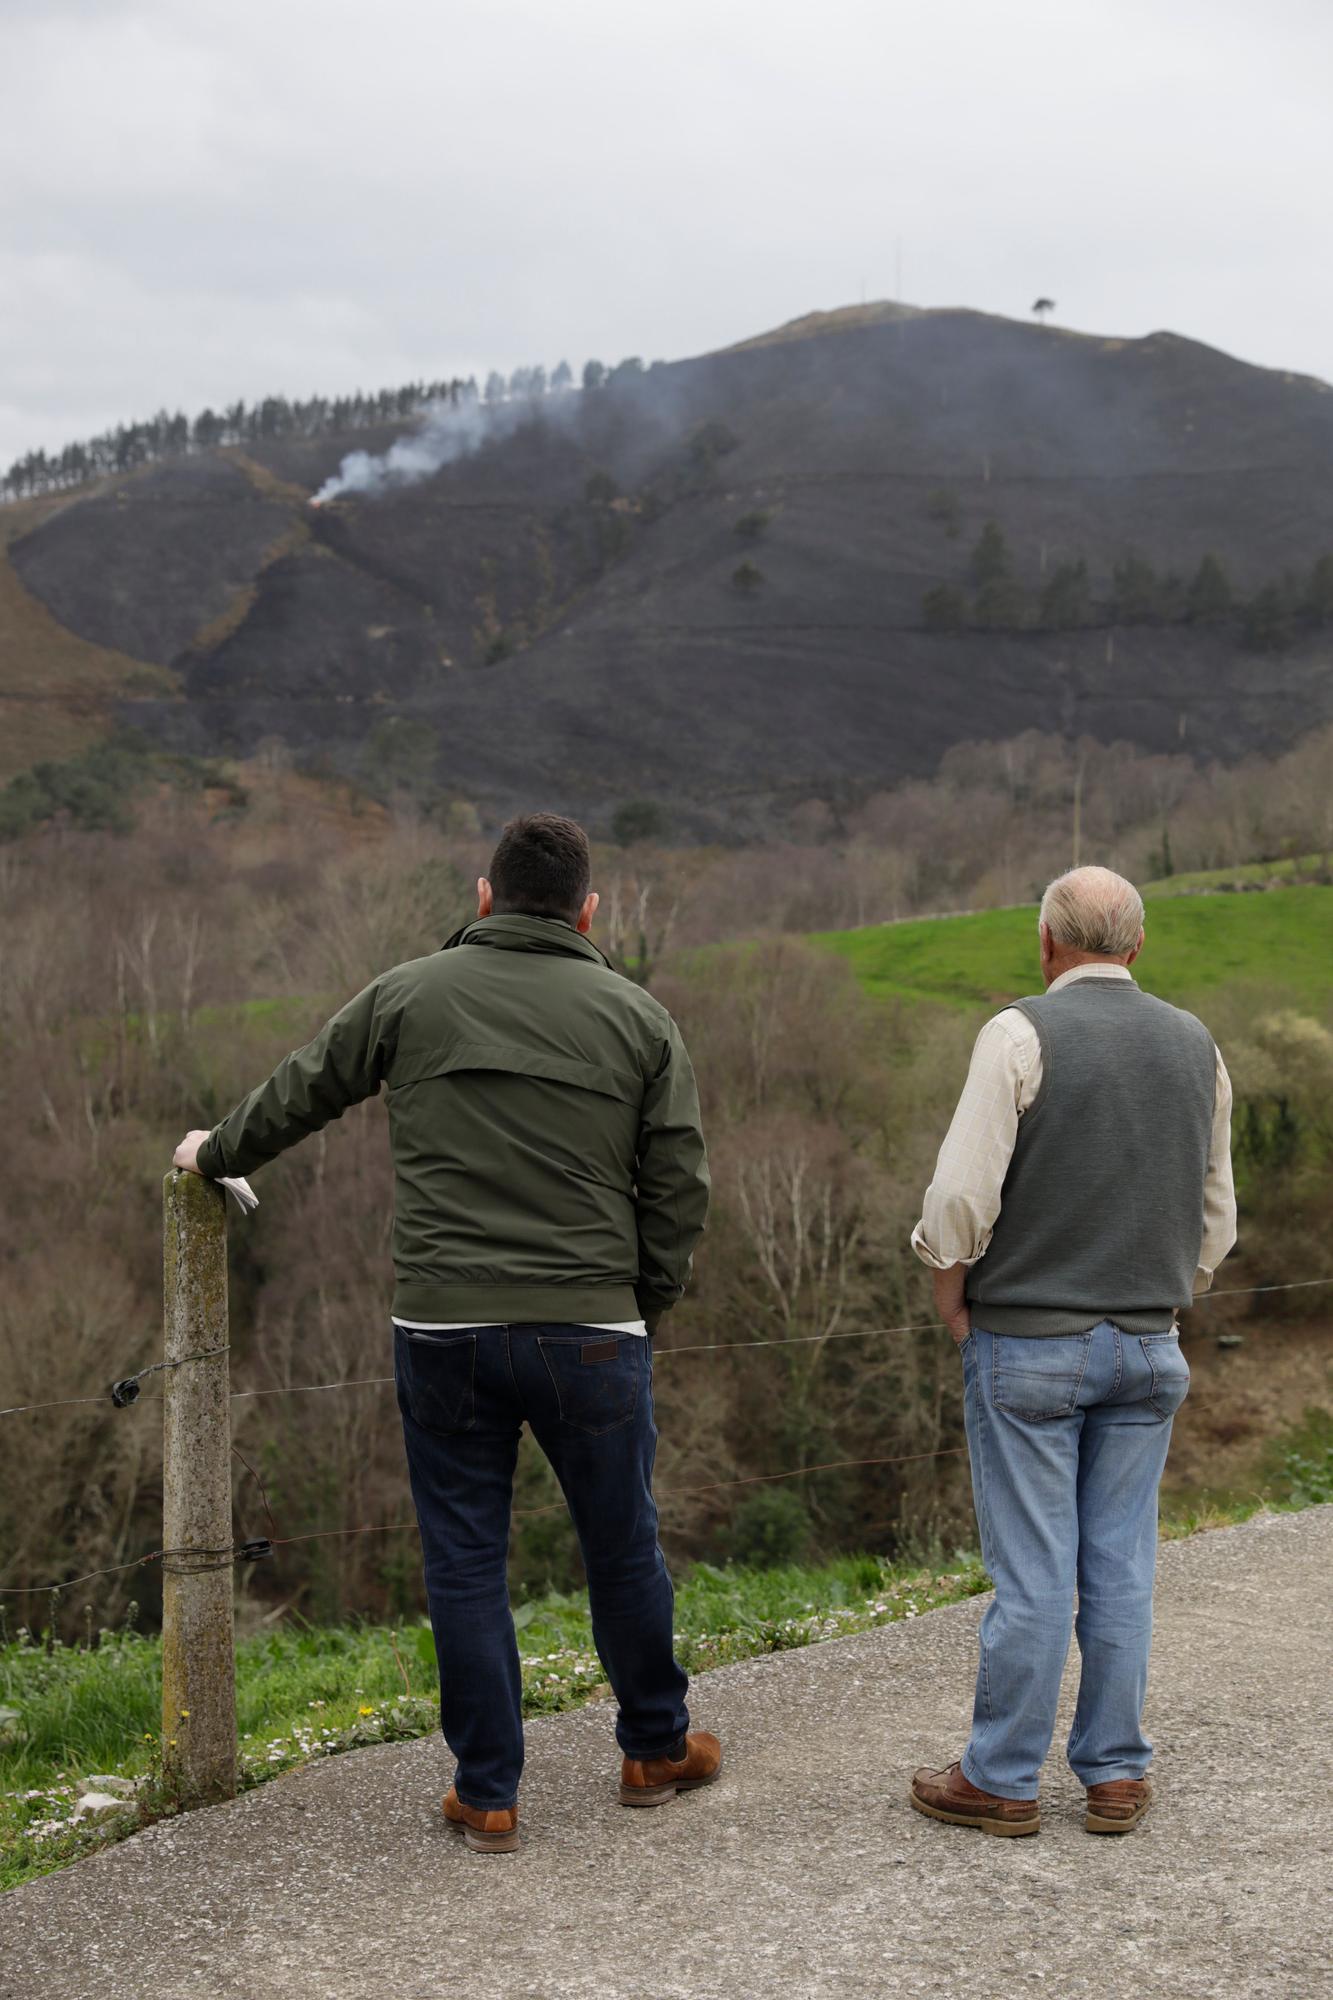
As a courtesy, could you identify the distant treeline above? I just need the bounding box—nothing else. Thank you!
[922,516,1333,653]
[0,356,648,503]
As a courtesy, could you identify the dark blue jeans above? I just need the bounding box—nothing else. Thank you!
[394,1323,689,1810]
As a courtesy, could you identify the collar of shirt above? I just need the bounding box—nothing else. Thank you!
[1045,962,1135,995]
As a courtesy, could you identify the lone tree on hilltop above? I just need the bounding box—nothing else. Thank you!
[1032,297,1056,324]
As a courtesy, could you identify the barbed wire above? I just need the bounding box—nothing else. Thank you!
[0,1442,978,1596]
[0,1279,1325,1595]
[0,1379,1250,1600]
[2,1275,1329,1426]
[0,1541,275,1598]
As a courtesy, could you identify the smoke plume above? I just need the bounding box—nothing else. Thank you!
[311,397,495,505]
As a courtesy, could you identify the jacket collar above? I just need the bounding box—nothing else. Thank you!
[441,912,614,969]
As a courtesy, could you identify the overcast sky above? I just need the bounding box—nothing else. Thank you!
[2,0,1329,468]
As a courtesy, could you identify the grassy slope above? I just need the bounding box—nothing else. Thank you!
[0,496,179,781]
[812,885,1333,1015]
[1141,855,1329,898]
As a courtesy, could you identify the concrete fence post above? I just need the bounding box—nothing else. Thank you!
[161,1170,237,1802]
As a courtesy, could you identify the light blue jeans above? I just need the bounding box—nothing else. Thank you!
[959,1320,1190,1800]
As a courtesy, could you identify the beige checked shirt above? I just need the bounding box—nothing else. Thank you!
[911,964,1237,1294]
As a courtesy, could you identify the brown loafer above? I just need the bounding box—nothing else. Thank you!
[1085,1778,1152,1834]
[443,1785,519,1853]
[620,1730,723,1807]
[910,1761,1040,1837]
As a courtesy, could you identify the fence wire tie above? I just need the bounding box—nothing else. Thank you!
[0,1538,273,1597]
[158,1538,273,1577]
[110,1344,231,1408]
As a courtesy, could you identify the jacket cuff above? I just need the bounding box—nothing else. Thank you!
[194,1130,227,1179]
[636,1291,677,1331]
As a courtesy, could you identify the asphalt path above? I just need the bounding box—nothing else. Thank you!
[2,1506,1329,2000]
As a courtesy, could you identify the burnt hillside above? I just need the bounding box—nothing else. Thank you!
[6,305,1333,834]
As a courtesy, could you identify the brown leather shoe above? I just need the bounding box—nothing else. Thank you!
[1085,1777,1152,1834]
[620,1730,723,1807]
[442,1785,519,1853]
[910,1761,1040,1837]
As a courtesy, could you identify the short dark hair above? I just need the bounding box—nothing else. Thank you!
[488,812,591,923]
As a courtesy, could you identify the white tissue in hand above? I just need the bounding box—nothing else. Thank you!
[220,1176,258,1214]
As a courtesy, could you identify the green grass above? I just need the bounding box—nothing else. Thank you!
[812,884,1333,1014]
[1142,853,1328,898]
[0,1552,987,1890]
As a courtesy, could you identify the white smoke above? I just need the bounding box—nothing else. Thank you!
[310,397,495,505]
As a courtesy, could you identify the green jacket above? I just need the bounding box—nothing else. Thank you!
[196,914,710,1328]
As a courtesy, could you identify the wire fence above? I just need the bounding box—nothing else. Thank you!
[1,1274,1328,1601]
[3,1275,1328,1426]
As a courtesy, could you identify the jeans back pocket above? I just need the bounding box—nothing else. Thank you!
[1139,1332,1190,1420]
[395,1328,477,1435]
[990,1331,1092,1420]
[538,1334,640,1436]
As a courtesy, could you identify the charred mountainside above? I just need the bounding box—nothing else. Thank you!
[5,305,1333,834]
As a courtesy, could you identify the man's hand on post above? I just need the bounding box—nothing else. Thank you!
[173,1130,210,1175]
[932,1262,972,1347]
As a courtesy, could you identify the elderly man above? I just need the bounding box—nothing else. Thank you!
[909,865,1235,1837]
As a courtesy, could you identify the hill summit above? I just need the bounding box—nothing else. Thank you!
[4,303,1332,835]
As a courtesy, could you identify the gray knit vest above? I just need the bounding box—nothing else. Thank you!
[966,978,1217,1338]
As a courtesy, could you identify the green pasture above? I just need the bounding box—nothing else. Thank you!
[1141,854,1328,898]
[812,885,1333,1015]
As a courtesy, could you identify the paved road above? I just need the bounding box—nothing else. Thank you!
[2,1507,1329,2000]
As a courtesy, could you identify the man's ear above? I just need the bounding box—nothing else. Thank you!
[476,877,494,919]
[576,890,600,936]
[1038,921,1055,980]
[1126,927,1145,967]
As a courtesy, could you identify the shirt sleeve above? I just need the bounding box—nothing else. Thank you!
[1193,1044,1238,1294]
[911,1010,1037,1270]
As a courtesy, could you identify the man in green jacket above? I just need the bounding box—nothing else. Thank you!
[173,812,718,1851]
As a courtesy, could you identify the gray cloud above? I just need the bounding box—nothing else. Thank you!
[1,0,1329,466]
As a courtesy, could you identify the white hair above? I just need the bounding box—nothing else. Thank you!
[1039,866,1144,956]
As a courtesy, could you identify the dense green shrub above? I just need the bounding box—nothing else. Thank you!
[719,1488,814,1567]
